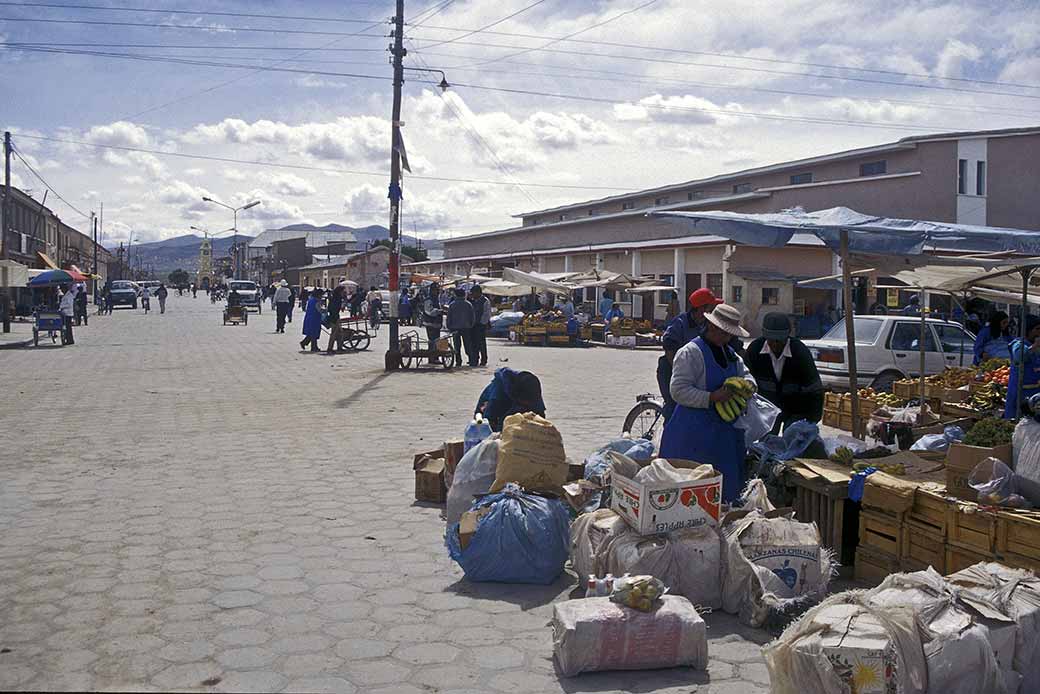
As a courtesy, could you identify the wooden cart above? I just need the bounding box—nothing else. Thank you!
[223,305,248,325]
[398,329,454,370]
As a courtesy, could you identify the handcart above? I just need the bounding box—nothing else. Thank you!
[33,309,65,346]
[398,329,454,370]
[323,317,372,352]
[223,305,248,325]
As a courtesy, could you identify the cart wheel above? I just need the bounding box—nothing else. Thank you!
[400,354,413,369]
[348,332,371,352]
[33,328,39,347]
[440,352,453,370]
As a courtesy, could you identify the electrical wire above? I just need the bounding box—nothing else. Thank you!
[410,0,456,27]
[13,133,640,192]
[11,144,92,219]
[0,15,387,38]
[0,2,386,24]
[4,41,389,51]
[416,0,549,50]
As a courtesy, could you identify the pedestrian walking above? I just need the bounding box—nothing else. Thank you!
[422,283,444,364]
[140,286,151,313]
[287,285,296,323]
[469,285,491,366]
[274,279,291,333]
[446,287,475,368]
[59,284,77,345]
[326,284,346,353]
[350,288,364,318]
[367,286,382,330]
[300,287,323,352]
[156,283,169,314]
[74,283,88,326]
[399,291,412,326]
[191,283,198,299]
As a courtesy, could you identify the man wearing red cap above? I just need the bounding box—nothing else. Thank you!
[657,288,737,419]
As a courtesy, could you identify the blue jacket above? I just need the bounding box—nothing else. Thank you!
[973,325,1011,365]
[475,368,546,432]
[604,308,624,322]
[302,296,322,338]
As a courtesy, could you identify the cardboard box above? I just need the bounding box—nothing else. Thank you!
[816,604,900,694]
[610,460,722,535]
[414,455,447,503]
[443,439,465,488]
[458,506,491,549]
[946,442,1012,502]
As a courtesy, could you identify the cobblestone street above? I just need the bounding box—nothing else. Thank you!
[0,295,773,693]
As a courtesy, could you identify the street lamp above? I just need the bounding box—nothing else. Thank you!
[202,197,260,280]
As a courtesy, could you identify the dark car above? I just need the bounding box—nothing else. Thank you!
[109,280,138,309]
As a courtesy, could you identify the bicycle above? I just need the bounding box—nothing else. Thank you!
[622,393,666,449]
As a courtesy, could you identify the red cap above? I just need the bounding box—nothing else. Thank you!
[689,288,723,309]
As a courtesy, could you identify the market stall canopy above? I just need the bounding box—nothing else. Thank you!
[0,259,29,288]
[650,206,1040,256]
[479,280,532,297]
[27,268,88,286]
[501,266,572,296]
[625,285,677,293]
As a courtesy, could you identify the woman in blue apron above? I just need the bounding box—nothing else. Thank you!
[660,304,755,504]
[1004,316,1040,419]
[974,311,1011,365]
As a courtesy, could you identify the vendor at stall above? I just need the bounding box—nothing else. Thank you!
[1004,316,1040,419]
[745,313,824,433]
[974,310,1012,365]
[660,304,754,504]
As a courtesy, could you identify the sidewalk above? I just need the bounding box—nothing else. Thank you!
[0,319,36,349]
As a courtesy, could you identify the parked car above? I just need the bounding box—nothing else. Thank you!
[108,280,139,309]
[138,280,160,296]
[804,315,976,392]
[228,280,261,312]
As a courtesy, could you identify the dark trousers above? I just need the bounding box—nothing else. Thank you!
[75,307,87,326]
[470,323,487,365]
[425,325,441,363]
[286,302,294,322]
[276,302,289,332]
[63,315,75,344]
[300,335,320,351]
[453,330,475,367]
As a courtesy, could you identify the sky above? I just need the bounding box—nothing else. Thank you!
[2,0,1039,246]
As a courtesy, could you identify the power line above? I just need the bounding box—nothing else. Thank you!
[13,133,641,192]
[0,15,388,38]
[410,0,456,27]
[11,144,91,219]
[0,2,386,24]
[5,41,389,52]
[416,0,549,50]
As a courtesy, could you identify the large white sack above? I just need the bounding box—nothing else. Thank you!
[722,511,834,628]
[569,509,628,580]
[947,561,1040,694]
[1012,419,1040,505]
[603,525,722,610]
[764,594,929,694]
[552,596,707,677]
[445,436,500,528]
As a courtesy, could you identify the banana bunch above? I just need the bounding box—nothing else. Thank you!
[853,461,906,475]
[830,446,854,465]
[873,393,906,407]
[969,382,1005,412]
[715,377,755,422]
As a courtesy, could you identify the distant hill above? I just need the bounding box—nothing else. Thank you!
[107,234,254,277]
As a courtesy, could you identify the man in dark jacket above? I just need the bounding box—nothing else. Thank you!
[446,287,475,368]
[468,285,491,367]
[475,368,546,431]
[745,312,824,433]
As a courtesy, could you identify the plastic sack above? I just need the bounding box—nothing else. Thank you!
[552,596,708,677]
[569,509,629,580]
[739,478,776,513]
[734,394,781,446]
[609,574,667,611]
[583,437,654,484]
[1013,418,1040,506]
[446,483,570,585]
[970,458,1029,508]
[445,435,500,528]
[910,425,966,453]
[821,435,870,458]
[751,420,821,462]
[634,458,716,484]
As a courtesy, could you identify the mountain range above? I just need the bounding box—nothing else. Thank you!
[111,223,441,277]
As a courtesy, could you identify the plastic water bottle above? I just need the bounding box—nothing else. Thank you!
[464,414,491,454]
[475,414,492,441]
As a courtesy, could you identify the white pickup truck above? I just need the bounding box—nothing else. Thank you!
[804,315,976,392]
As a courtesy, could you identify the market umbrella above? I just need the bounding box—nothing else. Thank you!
[28,269,81,286]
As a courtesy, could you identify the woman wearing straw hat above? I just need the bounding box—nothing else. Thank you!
[660,303,756,504]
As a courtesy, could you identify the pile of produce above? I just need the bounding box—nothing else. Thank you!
[925,367,974,388]
[522,310,567,326]
[715,377,754,422]
[978,363,1010,387]
[968,382,1005,412]
[829,446,906,474]
[857,388,905,408]
[854,460,906,475]
[977,357,1010,373]
[962,417,1016,448]
[829,446,854,465]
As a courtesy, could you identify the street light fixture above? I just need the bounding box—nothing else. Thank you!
[201,196,261,279]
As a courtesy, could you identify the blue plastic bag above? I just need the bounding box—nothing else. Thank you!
[749,420,820,462]
[446,484,571,585]
[584,437,655,481]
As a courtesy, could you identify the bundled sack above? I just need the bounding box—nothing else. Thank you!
[721,508,835,629]
[446,483,570,585]
[947,562,1040,694]
[584,437,655,483]
[491,413,567,494]
[1012,418,1040,505]
[551,595,707,677]
[445,435,500,528]
[570,509,630,580]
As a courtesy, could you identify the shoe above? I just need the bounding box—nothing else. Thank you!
[479,361,487,366]
[300,339,307,349]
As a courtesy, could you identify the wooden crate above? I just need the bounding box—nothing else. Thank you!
[945,543,994,574]
[522,335,545,345]
[822,409,840,428]
[859,509,904,557]
[893,380,917,399]
[995,551,1040,573]
[824,392,843,411]
[525,325,547,335]
[855,546,901,584]
[841,396,876,415]
[901,519,945,572]
[947,505,998,554]
[941,401,983,419]
[996,510,1040,558]
[790,472,853,566]
[909,488,948,534]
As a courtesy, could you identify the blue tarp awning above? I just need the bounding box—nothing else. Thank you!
[650,206,1040,257]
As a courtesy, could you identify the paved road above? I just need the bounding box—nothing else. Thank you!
[0,294,773,693]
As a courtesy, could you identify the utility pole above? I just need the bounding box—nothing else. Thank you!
[92,213,98,302]
[385,0,405,371]
[2,131,11,333]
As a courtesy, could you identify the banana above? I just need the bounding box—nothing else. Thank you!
[714,401,732,422]
[725,399,740,420]
[733,395,747,412]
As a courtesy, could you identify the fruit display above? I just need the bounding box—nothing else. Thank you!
[853,460,906,475]
[977,358,1010,373]
[925,367,975,389]
[979,364,1010,387]
[962,417,1016,448]
[829,446,854,465]
[857,389,905,408]
[968,382,1005,412]
[715,377,755,422]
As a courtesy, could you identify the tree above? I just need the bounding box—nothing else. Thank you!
[168,269,190,287]
[372,238,428,262]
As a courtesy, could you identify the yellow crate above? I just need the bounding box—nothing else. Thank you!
[996,510,1040,558]
[855,546,900,585]
[859,509,904,557]
[909,488,948,534]
[901,519,945,573]
[945,544,994,574]
[947,505,998,554]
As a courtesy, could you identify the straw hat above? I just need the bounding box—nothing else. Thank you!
[704,303,750,338]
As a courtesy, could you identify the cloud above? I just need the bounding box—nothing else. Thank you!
[270,173,316,197]
[343,183,489,231]
[84,121,151,149]
[935,39,983,79]
[221,168,247,181]
[998,56,1040,84]
[613,94,743,125]
[183,167,206,177]
[183,116,388,164]
[156,179,216,220]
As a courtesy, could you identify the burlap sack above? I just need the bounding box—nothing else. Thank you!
[491,412,567,494]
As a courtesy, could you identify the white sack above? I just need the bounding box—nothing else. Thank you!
[445,436,500,528]
[603,525,722,610]
[722,511,834,628]
[552,596,707,677]
[569,509,628,580]
[1013,419,1040,505]
[634,458,716,484]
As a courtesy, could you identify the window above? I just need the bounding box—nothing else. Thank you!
[732,183,753,194]
[761,287,780,305]
[707,273,723,298]
[958,158,968,194]
[860,160,887,176]
[622,201,635,210]
[822,317,884,344]
[976,161,986,196]
[558,214,567,221]
[654,196,670,206]
[935,324,974,356]
[688,192,696,201]
[889,322,938,352]
[657,274,674,305]
[588,209,596,216]
[731,285,743,303]
[789,172,813,185]
[584,287,596,302]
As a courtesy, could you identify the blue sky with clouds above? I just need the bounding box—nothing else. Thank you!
[2,0,1038,244]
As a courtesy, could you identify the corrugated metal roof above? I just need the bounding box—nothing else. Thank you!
[250,229,357,248]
